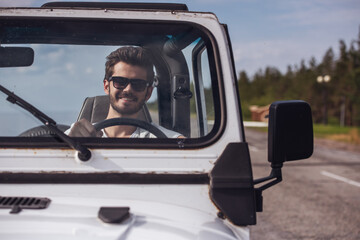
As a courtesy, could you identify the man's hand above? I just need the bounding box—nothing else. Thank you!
[68,119,103,137]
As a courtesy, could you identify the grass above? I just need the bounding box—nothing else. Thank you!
[313,124,360,144]
[246,124,360,145]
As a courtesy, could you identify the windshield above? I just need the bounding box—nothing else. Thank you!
[0,17,220,144]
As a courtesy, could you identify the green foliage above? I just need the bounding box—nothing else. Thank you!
[240,103,252,121]
[313,124,360,144]
[189,83,215,120]
[313,124,356,135]
[146,101,157,111]
[238,27,360,127]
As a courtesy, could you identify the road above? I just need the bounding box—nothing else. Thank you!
[245,128,360,240]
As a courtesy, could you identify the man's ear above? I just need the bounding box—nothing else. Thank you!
[145,86,154,101]
[104,79,110,94]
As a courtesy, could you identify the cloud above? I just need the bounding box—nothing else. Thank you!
[0,0,38,7]
[228,0,360,77]
[65,63,75,74]
[85,67,93,74]
[192,0,240,3]
[272,0,360,27]
[232,38,334,77]
[16,66,39,73]
[47,49,65,62]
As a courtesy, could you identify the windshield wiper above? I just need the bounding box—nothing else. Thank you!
[0,84,91,161]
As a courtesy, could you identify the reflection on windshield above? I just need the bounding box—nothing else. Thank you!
[1,45,113,136]
[0,20,217,139]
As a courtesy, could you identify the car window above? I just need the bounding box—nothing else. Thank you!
[0,18,220,143]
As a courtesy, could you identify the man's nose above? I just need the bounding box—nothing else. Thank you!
[122,82,133,92]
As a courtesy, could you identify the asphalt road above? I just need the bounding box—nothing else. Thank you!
[246,128,360,240]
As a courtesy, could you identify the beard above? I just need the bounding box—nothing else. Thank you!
[109,89,147,116]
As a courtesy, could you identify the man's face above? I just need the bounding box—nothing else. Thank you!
[104,62,153,117]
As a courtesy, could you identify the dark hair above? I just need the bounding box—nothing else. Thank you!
[104,46,154,85]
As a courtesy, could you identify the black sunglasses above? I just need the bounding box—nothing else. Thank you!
[109,76,150,92]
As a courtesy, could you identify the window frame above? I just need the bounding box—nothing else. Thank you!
[0,15,226,149]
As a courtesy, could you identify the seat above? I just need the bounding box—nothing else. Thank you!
[77,95,152,123]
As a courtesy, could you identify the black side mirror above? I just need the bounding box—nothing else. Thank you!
[254,100,313,212]
[268,100,313,167]
[0,47,34,67]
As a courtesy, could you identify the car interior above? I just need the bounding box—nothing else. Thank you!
[0,15,220,144]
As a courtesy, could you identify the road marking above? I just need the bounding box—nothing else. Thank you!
[244,121,268,127]
[321,171,360,188]
[248,145,259,152]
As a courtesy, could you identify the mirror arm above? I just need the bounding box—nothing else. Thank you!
[253,168,282,212]
[254,168,282,189]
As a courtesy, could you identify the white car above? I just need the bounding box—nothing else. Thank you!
[0,2,314,239]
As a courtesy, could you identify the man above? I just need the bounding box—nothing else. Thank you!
[67,46,182,138]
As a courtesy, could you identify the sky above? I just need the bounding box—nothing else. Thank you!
[1,0,359,78]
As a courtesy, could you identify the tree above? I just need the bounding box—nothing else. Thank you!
[238,70,251,101]
[237,27,360,126]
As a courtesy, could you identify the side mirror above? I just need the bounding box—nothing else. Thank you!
[268,100,313,167]
[254,100,313,213]
[0,47,34,67]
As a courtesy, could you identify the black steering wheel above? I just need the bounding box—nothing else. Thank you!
[93,118,167,138]
[19,124,70,137]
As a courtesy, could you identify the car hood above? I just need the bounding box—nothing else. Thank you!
[0,195,247,240]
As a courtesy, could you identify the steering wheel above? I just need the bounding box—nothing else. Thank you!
[19,124,70,137]
[93,118,167,138]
